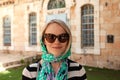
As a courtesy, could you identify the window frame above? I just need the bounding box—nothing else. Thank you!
[47,0,66,10]
[29,12,37,46]
[3,16,11,46]
[81,4,94,48]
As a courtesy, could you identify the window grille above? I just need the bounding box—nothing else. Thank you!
[48,0,65,10]
[81,4,94,47]
[29,13,37,45]
[3,17,11,46]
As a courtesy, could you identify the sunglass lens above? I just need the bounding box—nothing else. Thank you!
[44,33,69,43]
[59,34,69,43]
[45,34,56,43]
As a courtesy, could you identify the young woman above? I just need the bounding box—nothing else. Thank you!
[22,19,87,80]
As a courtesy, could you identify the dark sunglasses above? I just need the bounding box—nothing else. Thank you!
[43,33,69,43]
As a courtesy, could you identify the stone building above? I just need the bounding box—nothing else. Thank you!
[0,0,120,70]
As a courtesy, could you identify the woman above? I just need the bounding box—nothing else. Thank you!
[22,19,87,80]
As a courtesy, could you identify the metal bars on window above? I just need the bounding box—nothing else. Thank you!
[3,17,11,46]
[29,13,37,45]
[48,0,65,10]
[81,4,94,47]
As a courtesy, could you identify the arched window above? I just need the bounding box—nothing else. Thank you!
[3,16,11,46]
[81,4,94,48]
[48,0,65,10]
[29,12,37,45]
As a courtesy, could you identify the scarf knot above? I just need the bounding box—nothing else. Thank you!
[37,40,71,80]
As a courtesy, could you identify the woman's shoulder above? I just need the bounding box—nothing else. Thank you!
[67,59,87,80]
[22,62,41,80]
[26,63,38,70]
[23,61,41,72]
[68,59,83,68]
[67,59,86,72]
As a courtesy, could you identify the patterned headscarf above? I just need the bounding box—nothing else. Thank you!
[36,40,71,80]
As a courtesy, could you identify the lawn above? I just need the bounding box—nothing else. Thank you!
[0,66,24,80]
[0,66,120,80]
[85,66,120,80]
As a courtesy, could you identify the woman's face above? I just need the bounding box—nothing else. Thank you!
[44,23,68,57]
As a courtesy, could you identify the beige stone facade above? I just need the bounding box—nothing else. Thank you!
[0,0,120,70]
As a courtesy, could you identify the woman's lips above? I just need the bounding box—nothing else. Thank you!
[52,46,62,49]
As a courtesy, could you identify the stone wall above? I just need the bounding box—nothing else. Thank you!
[0,0,120,70]
[70,0,120,70]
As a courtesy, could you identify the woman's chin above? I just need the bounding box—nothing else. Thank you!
[52,53,62,57]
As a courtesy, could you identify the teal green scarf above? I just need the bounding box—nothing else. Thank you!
[37,40,71,80]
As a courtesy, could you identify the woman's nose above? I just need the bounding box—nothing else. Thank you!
[54,38,60,43]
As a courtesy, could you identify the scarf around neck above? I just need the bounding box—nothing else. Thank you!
[37,40,71,80]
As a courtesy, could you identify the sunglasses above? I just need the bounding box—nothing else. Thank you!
[43,33,69,43]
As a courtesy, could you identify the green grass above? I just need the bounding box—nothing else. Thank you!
[0,66,24,80]
[0,66,120,80]
[85,66,120,80]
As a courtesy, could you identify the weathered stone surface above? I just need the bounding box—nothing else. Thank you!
[0,0,120,70]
